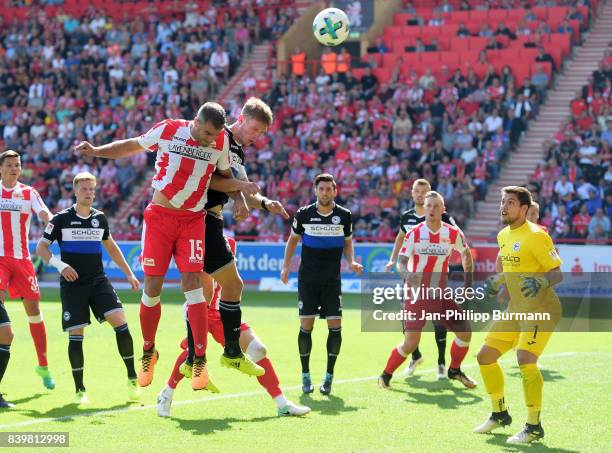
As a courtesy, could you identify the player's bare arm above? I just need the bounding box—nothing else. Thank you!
[35,238,79,282]
[75,138,144,159]
[37,209,52,226]
[386,230,406,272]
[209,173,260,196]
[462,245,474,286]
[281,232,301,284]
[102,236,140,291]
[343,238,363,275]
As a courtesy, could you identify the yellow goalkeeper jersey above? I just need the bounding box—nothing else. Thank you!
[497,220,563,311]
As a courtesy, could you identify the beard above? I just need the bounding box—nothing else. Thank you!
[318,198,332,207]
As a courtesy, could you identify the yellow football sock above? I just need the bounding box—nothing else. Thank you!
[479,362,506,413]
[520,363,543,425]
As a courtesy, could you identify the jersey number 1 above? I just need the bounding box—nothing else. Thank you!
[189,239,204,261]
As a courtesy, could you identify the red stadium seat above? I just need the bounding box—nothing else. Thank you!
[469,10,488,23]
[488,10,508,22]
[394,13,413,26]
[444,10,470,23]
[469,37,488,51]
[548,33,571,57]
[507,9,525,22]
[419,52,441,67]
[519,48,539,62]
[373,68,392,84]
[533,7,549,20]
[449,37,470,52]
[439,51,461,68]
[460,50,480,65]
[542,43,563,69]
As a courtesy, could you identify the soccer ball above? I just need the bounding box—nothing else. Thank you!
[312,8,350,46]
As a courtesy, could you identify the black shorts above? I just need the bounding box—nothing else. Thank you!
[298,280,342,319]
[204,214,234,274]
[60,278,123,331]
[0,300,10,327]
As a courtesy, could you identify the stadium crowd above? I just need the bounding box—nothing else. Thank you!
[529,50,612,243]
[0,0,296,239]
[2,0,609,244]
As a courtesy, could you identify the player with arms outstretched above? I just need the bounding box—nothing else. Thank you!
[474,186,563,444]
[37,173,141,404]
[379,191,477,390]
[0,150,54,392]
[158,236,310,417]
[76,103,261,390]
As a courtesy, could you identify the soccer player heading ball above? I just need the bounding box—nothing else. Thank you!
[281,173,363,396]
[474,186,563,444]
[75,102,261,391]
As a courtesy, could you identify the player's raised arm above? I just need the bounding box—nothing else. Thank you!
[102,236,140,291]
[75,137,144,159]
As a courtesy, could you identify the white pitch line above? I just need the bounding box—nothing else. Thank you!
[0,351,580,429]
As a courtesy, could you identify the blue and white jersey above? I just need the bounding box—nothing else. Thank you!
[292,202,352,284]
[42,205,110,285]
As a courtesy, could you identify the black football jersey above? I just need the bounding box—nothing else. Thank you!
[398,208,457,234]
[205,126,247,210]
[41,205,110,285]
[292,203,353,284]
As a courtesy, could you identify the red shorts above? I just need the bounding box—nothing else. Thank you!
[0,257,40,301]
[403,298,470,333]
[140,204,206,276]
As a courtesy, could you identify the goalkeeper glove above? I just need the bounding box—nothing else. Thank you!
[484,274,505,299]
[520,276,549,298]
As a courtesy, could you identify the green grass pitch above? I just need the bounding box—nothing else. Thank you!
[0,289,610,452]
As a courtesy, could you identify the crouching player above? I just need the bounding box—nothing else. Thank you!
[37,172,141,404]
[378,191,477,389]
[157,237,310,417]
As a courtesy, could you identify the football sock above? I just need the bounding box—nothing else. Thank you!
[140,294,161,352]
[0,344,10,383]
[68,335,85,392]
[449,337,469,369]
[168,349,188,390]
[298,327,312,373]
[411,346,422,361]
[480,362,506,413]
[256,358,282,398]
[520,363,543,424]
[185,321,195,365]
[434,324,447,365]
[326,327,342,375]
[384,345,408,375]
[28,315,48,367]
[114,324,136,379]
[219,300,241,357]
[185,289,208,357]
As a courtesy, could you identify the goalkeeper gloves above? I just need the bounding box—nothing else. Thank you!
[520,276,549,298]
[484,273,505,299]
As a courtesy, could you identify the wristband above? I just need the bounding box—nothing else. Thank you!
[49,255,69,273]
[261,198,269,211]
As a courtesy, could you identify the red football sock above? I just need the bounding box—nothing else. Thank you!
[29,320,48,367]
[384,346,408,375]
[168,349,188,389]
[186,302,208,357]
[140,302,161,351]
[450,338,469,369]
[256,358,282,398]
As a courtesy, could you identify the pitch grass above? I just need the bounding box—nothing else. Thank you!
[0,288,610,453]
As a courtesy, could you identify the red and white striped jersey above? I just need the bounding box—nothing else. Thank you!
[0,182,49,259]
[399,222,467,274]
[138,119,231,212]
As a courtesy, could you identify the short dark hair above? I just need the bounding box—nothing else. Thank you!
[197,102,226,129]
[0,150,20,166]
[501,186,533,207]
[241,97,273,126]
[314,173,336,189]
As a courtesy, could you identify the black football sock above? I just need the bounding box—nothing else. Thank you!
[68,335,85,392]
[326,327,342,375]
[114,324,136,379]
[0,344,10,383]
[186,321,195,365]
[298,327,313,373]
[219,300,241,357]
[412,346,422,361]
[435,324,448,365]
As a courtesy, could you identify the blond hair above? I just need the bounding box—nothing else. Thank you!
[413,178,431,189]
[73,172,97,189]
[241,97,274,126]
[425,190,445,203]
